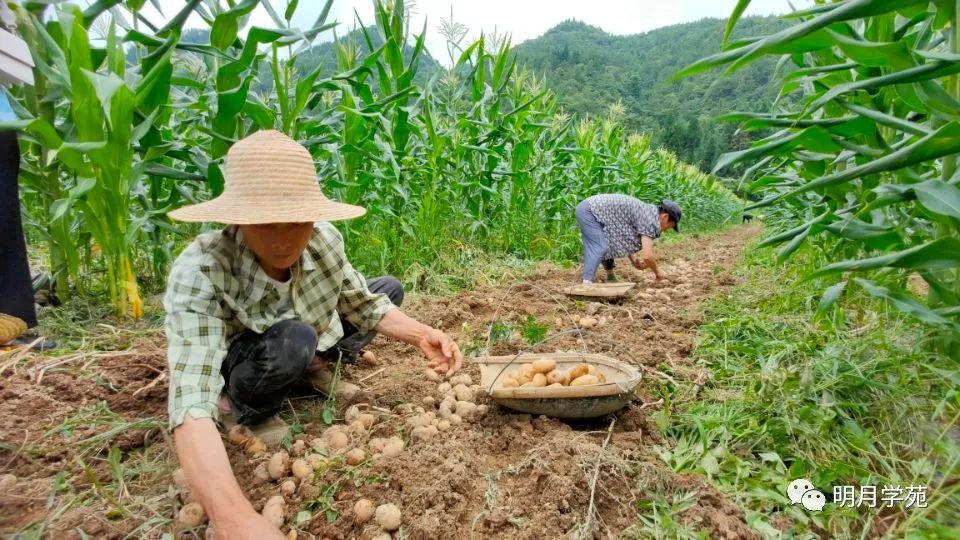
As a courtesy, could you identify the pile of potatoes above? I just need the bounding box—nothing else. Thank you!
[499,359,607,389]
[408,372,488,440]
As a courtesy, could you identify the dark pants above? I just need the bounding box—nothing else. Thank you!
[0,131,37,328]
[221,276,403,425]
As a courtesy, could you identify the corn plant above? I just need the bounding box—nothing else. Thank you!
[8,0,742,316]
[681,0,960,350]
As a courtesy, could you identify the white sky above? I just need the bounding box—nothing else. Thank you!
[135,0,808,65]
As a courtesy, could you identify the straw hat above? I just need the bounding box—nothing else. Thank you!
[168,130,365,224]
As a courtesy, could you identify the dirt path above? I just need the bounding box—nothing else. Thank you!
[0,225,760,539]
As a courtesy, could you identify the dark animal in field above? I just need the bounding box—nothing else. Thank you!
[742,214,753,223]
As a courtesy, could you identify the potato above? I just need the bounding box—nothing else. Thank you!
[368,437,387,453]
[299,481,321,499]
[172,468,189,490]
[437,419,451,431]
[437,382,452,394]
[290,439,306,457]
[309,438,326,452]
[450,374,473,386]
[546,370,569,386]
[423,396,436,407]
[476,405,489,417]
[243,437,267,456]
[345,405,362,424]
[407,413,433,428]
[531,373,547,387]
[424,368,441,381]
[345,448,366,466]
[453,384,474,402]
[261,496,285,528]
[227,425,253,446]
[455,401,477,419]
[361,350,378,365]
[375,503,402,531]
[268,451,290,480]
[411,425,439,440]
[568,364,590,380]
[438,400,455,419]
[286,530,298,540]
[578,317,598,329]
[371,534,392,540]
[501,377,519,388]
[587,365,606,383]
[570,374,600,386]
[548,383,564,387]
[358,413,376,429]
[280,479,297,495]
[531,359,556,373]
[381,437,404,457]
[354,498,375,524]
[448,414,463,425]
[253,463,271,483]
[327,431,349,451]
[291,459,311,479]
[178,502,206,527]
[349,420,367,435]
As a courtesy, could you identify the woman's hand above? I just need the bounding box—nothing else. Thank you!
[419,328,463,375]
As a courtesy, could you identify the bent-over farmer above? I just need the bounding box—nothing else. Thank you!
[164,130,463,539]
[575,194,682,284]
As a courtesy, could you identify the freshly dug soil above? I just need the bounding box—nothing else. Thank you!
[0,225,760,539]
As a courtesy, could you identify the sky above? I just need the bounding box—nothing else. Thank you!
[137,0,809,65]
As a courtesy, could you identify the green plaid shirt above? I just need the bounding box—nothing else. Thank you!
[164,223,395,429]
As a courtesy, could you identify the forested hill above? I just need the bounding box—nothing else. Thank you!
[513,17,788,174]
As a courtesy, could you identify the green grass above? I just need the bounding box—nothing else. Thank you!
[649,244,960,538]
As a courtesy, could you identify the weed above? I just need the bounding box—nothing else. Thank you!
[521,315,549,345]
[652,246,960,538]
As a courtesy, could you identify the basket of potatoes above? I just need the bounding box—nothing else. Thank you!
[476,353,641,419]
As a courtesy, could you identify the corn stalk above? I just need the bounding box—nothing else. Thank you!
[682,0,960,351]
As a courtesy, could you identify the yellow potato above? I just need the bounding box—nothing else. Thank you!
[354,499,375,524]
[501,377,519,388]
[261,499,285,528]
[177,502,206,527]
[531,373,547,387]
[243,437,267,456]
[578,317,598,329]
[569,364,590,380]
[546,369,569,386]
[570,374,600,386]
[531,359,556,373]
[587,365,606,383]
[227,425,252,446]
[345,448,366,466]
[291,459,311,479]
[547,383,564,387]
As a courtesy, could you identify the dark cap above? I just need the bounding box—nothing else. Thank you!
[659,199,682,232]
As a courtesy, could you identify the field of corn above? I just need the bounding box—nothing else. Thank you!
[1,0,958,538]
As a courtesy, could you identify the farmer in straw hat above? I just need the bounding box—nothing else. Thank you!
[165,130,462,539]
[575,194,682,284]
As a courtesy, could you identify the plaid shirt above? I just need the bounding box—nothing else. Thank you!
[164,223,395,430]
[586,194,661,258]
